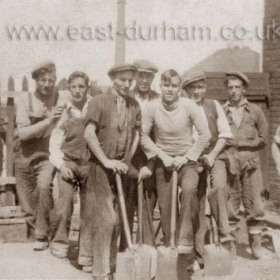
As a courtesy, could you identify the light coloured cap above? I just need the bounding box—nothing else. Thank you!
[108,63,137,77]
[133,59,158,74]
[182,71,206,89]
[225,71,250,87]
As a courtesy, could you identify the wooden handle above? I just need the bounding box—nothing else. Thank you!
[170,170,178,249]
[115,174,133,250]
[138,180,144,245]
[206,171,219,245]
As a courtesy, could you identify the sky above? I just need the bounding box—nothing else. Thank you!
[0,0,264,92]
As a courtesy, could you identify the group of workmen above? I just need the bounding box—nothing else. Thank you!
[13,59,268,280]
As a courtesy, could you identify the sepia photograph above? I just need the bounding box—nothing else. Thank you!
[0,0,280,279]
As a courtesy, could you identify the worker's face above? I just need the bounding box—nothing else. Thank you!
[184,80,207,104]
[135,72,154,94]
[36,73,56,96]
[160,76,181,105]
[68,77,88,104]
[112,70,135,97]
[227,78,246,105]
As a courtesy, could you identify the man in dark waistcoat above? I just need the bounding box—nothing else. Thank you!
[182,71,233,270]
[49,71,91,260]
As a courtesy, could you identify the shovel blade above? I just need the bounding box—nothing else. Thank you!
[204,244,233,277]
[155,246,191,280]
[115,246,155,280]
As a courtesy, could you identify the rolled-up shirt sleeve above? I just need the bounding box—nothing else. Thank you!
[49,125,66,170]
[185,101,211,161]
[84,96,102,128]
[215,100,233,139]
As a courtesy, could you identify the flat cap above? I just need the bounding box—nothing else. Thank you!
[182,71,206,89]
[108,63,137,77]
[31,60,56,80]
[225,71,250,87]
[133,59,158,74]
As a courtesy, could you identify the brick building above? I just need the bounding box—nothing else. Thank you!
[263,0,280,206]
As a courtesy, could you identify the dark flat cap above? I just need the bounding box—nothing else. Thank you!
[225,71,250,87]
[182,71,206,89]
[31,60,56,80]
[108,63,137,77]
[133,59,158,73]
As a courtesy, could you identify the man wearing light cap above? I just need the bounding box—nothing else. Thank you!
[182,71,233,269]
[80,63,140,279]
[123,59,159,248]
[223,71,268,259]
[14,61,64,250]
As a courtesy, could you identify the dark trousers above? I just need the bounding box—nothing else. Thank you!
[15,159,54,239]
[51,162,90,252]
[155,161,199,247]
[121,175,157,248]
[78,161,121,277]
[194,159,230,266]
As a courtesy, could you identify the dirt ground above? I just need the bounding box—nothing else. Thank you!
[1,209,280,280]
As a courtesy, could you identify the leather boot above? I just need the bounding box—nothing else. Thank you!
[249,233,262,259]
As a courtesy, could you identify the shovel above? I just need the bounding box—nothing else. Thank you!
[115,174,154,280]
[204,174,233,277]
[155,171,190,280]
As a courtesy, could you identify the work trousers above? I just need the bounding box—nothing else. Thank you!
[227,150,265,234]
[78,161,122,277]
[194,159,230,266]
[51,161,90,253]
[155,160,199,247]
[15,159,55,239]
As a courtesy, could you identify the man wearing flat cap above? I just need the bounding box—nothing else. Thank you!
[223,71,268,259]
[182,71,233,269]
[121,59,159,248]
[14,61,65,250]
[79,63,140,279]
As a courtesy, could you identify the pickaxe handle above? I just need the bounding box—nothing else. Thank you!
[170,170,178,249]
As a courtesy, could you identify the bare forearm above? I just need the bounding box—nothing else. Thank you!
[209,138,227,159]
[84,124,108,166]
[18,118,50,141]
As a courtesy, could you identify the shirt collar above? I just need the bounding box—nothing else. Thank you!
[224,97,249,112]
[66,99,88,115]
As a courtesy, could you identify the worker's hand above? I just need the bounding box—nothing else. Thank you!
[172,156,188,171]
[160,154,174,171]
[104,159,128,174]
[201,154,215,169]
[60,163,74,181]
[49,106,64,123]
[138,166,153,183]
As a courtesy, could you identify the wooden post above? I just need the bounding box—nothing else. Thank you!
[22,76,28,92]
[5,76,15,205]
[115,0,126,64]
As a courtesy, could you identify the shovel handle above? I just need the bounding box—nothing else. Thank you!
[138,180,144,245]
[170,170,178,249]
[115,174,133,250]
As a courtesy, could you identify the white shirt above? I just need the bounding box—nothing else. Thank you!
[49,100,88,170]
